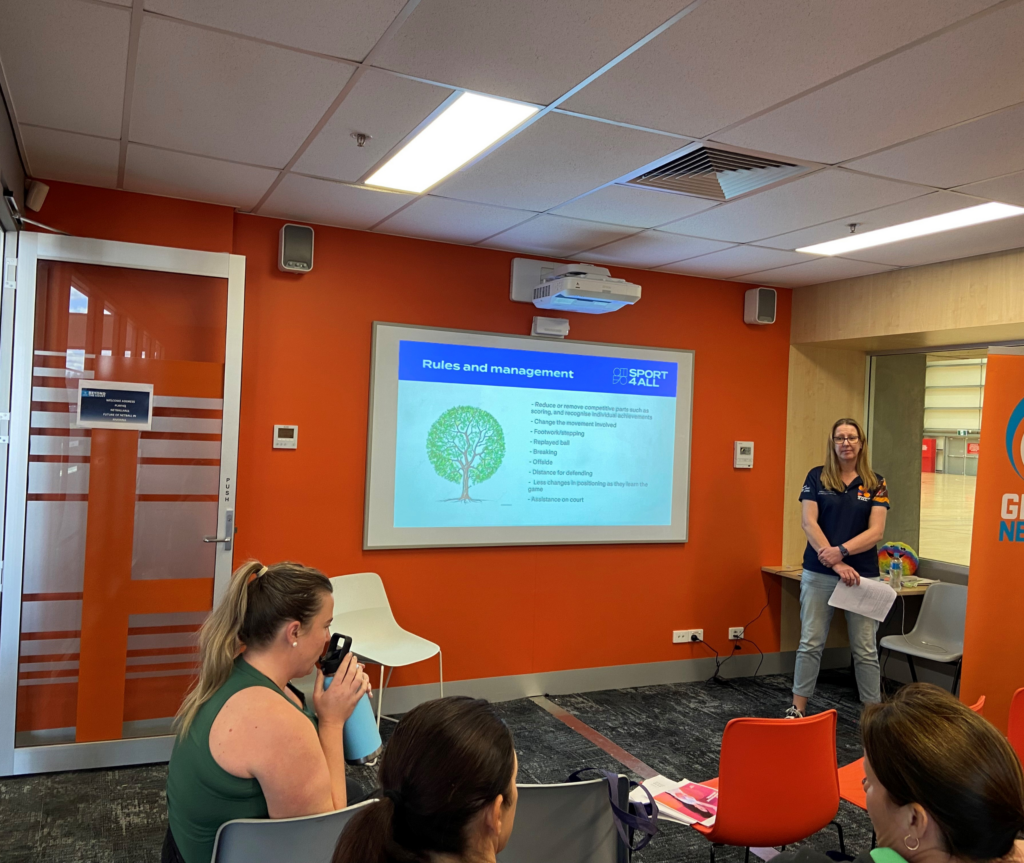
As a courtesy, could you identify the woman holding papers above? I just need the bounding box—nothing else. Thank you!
[774,684,1024,863]
[788,418,889,719]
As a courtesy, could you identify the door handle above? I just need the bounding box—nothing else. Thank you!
[203,509,233,551]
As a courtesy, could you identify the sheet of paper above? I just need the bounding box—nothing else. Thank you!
[828,577,898,622]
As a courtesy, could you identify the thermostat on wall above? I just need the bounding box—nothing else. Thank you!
[734,441,754,468]
[273,425,298,449]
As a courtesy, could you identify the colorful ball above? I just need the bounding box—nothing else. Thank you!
[878,542,919,576]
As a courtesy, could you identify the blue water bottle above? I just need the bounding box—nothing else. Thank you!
[320,633,383,765]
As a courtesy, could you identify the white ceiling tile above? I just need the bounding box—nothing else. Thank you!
[0,0,129,138]
[484,215,635,259]
[123,145,278,209]
[563,0,1000,138]
[956,170,1024,208]
[130,15,355,168]
[144,0,405,61]
[839,214,1024,268]
[435,113,683,212]
[259,174,415,229]
[739,258,897,288]
[20,126,119,188]
[373,0,690,104]
[656,245,810,278]
[294,70,451,183]
[758,191,989,251]
[375,196,535,245]
[550,183,716,228]
[660,169,927,243]
[716,3,1024,163]
[581,231,733,268]
[844,104,1024,189]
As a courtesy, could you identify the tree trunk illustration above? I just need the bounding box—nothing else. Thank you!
[427,406,506,503]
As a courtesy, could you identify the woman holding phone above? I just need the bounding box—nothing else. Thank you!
[788,418,888,719]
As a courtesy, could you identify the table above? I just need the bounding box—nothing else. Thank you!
[761,565,932,596]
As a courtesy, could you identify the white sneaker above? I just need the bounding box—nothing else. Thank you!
[785,705,805,719]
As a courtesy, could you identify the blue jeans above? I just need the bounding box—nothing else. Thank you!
[793,569,881,704]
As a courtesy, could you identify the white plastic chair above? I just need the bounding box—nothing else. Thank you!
[210,799,375,863]
[498,777,627,863]
[879,582,968,693]
[330,572,442,727]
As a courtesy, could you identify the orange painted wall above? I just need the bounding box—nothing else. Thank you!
[32,181,792,690]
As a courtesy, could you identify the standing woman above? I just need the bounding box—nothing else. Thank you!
[163,561,372,863]
[788,418,889,719]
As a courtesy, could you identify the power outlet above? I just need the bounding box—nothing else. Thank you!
[729,627,745,640]
[673,629,704,644]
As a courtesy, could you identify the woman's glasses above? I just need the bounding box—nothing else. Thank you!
[833,435,860,443]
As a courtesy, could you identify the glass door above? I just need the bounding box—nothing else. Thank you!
[0,234,244,775]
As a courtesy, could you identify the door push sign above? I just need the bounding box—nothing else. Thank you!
[76,380,154,430]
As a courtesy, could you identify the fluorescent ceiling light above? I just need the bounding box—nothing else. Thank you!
[365,92,539,194]
[797,202,1024,256]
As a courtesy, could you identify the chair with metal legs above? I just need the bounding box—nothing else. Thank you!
[329,572,442,728]
[879,583,968,694]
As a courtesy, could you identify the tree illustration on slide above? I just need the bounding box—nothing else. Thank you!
[426,406,505,501]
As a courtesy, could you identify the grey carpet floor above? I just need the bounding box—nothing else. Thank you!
[0,670,877,863]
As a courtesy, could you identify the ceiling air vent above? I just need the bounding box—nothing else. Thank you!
[626,145,809,201]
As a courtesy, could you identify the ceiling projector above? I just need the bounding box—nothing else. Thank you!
[532,263,641,314]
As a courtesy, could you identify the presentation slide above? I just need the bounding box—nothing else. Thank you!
[365,323,693,549]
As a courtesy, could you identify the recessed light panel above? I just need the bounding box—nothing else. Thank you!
[365,92,539,194]
[797,202,1024,256]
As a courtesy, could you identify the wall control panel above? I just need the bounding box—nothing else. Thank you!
[273,424,298,449]
[734,441,753,468]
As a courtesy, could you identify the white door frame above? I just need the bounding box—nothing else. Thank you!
[0,233,245,775]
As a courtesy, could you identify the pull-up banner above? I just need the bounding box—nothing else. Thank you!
[962,348,1024,731]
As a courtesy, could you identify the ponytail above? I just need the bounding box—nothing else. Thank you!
[335,798,419,863]
[333,697,516,863]
[174,560,331,739]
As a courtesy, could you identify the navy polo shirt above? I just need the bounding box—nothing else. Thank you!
[799,466,889,578]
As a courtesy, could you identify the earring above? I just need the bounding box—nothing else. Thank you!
[292,642,298,647]
[904,835,920,852]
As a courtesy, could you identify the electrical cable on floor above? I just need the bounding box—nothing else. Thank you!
[705,585,775,682]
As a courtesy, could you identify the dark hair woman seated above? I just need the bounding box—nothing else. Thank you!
[777,683,1024,863]
[333,696,519,863]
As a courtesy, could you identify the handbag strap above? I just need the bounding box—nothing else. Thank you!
[565,768,659,852]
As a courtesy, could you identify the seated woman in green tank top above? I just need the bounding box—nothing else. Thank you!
[163,561,372,863]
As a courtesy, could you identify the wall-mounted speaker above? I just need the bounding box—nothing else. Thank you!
[743,287,776,325]
[279,223,314,273]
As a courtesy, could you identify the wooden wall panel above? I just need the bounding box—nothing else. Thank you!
[780,344,867,650]
[792,247,1024,348]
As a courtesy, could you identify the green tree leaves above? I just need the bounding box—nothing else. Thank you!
[426,406,505,500]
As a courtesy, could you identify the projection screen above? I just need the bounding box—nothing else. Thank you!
[364,322,693,549]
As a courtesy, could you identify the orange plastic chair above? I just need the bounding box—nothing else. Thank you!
[970,695,986,715]
[1008,688,1024,763]
[693,710,843,862]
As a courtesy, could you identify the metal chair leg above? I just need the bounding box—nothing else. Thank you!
[831,820,846,856]
[907,654,918,682]
[744,847,750,863]
[438,649,444,699]
[709,844,716,863]
[951,658,962,695]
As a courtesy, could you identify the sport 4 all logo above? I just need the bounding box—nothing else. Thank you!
[611,367,669,389]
